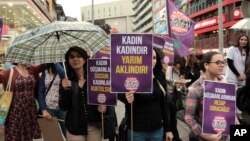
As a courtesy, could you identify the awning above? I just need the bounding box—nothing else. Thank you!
[230,18,250,30]
[195,20,239,35]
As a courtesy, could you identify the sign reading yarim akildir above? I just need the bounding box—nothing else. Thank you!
[202,81,236,135]
[87,59,116,106]
[111,34,153,93]
[153,35,174,66]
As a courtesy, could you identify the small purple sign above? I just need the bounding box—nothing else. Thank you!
[153,35,174,66]
[94,47,110,59]
[0,18,3,41]
[202,81,236,135]
[87,59,116,106]
[111,34,153,93]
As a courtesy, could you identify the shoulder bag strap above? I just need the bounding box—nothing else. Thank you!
[6,68,14,91]
[45,73,57,96]
[156,80,166,96]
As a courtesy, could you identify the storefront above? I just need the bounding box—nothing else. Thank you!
[0,0,50,69]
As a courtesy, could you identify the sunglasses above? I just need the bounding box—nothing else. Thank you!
[69,55,82,59]
[208,60,225,65]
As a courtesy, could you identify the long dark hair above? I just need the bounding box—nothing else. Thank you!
[65,46,89,80]
[236,35,250,59]
[153,48,167,91]
[173,57,186,76]
[45,63,56,74]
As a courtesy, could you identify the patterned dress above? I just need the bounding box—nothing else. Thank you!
[5,74,41,141]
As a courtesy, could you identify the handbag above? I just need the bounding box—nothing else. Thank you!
[172,87,186,111]
[118,116,128,141]
[236,86,249,111]
[103,114,116,139]
[0,68,14,125]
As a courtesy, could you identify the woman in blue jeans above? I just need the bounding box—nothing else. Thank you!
[38,63,66,136]
[118,48,173,141]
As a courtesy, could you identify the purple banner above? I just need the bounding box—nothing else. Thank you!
[0,18,3,41]
[167,0,195,56]
[153,35,174,65]
[87,59,116,106]
[202,81,236,135]
[111,34,153,93]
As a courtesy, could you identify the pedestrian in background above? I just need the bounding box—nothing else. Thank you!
[185,48,203,87]
[225,35,249,121]
[0,64,42,141]
[118,48,173,141]
[59,46,108,141]
[165,57,186,141]
[185,51,226,141]
[38,63,66,136]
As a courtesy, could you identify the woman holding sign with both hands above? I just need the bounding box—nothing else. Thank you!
[119,48,173,141]
[185,51,227,141]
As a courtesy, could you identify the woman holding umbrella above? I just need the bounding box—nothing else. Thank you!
[0,63,42,141]
[59,46,108,141]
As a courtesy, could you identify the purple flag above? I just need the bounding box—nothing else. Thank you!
[167,0,195,56]
[0,18,3,41]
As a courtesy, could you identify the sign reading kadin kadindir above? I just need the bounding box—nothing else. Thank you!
[110,34,153,93]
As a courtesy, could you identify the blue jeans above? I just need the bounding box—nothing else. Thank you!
[47,108,66,137]
[128,127,163,141]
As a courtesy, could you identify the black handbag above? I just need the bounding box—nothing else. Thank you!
[118,116,128,141]
[103,114,116,139]
[236,86,249,111]
[172,87,186,111]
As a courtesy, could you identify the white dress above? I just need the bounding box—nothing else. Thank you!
[225,46,246,86]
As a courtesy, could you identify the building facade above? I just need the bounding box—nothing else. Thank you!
[180,0,250,53]
[81,0,133,33]
[0,0,59,68]
[133,0,153,33]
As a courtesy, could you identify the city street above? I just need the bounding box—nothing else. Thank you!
[0,93,190,141]
[114,101,190,141]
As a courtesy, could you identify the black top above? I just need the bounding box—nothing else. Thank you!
[59,80,107,135]
[118,78,171,132]
[227,58,240,77]
[185,63,201,87]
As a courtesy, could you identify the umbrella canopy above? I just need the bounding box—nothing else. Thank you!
[230,18,250,30]
[5,21,109,64]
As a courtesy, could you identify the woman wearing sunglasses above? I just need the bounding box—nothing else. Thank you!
[185,51,226,141]
[59,46,108,141]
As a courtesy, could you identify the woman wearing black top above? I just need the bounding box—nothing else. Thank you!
[59,46,107,141]
[119,48,173,141]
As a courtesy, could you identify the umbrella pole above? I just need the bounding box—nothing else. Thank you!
[63,62,68,78]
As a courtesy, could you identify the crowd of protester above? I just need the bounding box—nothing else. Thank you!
[0,22,249,141]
